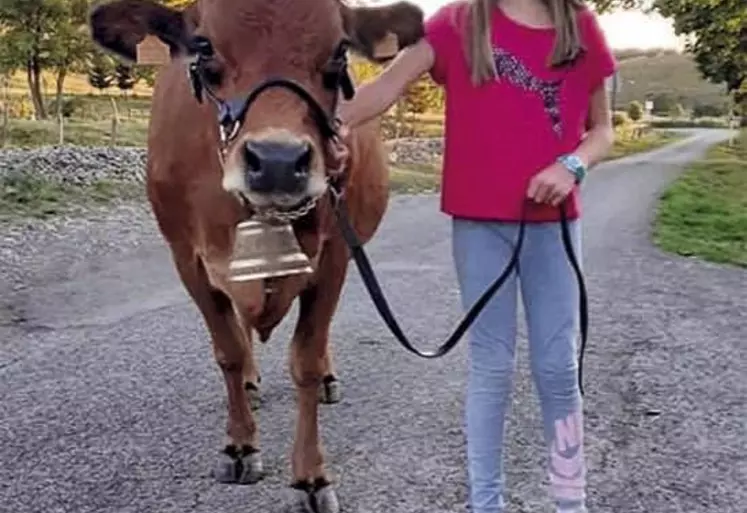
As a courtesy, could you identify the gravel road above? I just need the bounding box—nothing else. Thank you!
[1,129,744,513]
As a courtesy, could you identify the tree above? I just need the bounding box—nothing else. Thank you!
[669,103,686,119]
[115,63,137,96]
[652,92,677,115]
[590,0,642,12]
[87,51,114,92]
[654,0,746,99]
[0,0,91,119]
[627,100,643,121]
[402,76,441,115]
[48,0,91,116]
[692,102,728,118]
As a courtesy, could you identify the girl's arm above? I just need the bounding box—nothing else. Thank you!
[337,39,436,129]
[574,83,615,168]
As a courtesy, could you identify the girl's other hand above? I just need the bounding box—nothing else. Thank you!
[526,163,576,206]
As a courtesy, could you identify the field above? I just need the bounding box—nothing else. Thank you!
[614,50,731,111]
[653,130,747,267]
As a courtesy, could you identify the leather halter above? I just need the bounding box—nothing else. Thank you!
[187,35,352,146]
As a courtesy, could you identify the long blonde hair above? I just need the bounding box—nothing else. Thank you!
[466,0,585,85]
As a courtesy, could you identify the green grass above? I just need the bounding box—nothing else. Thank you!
[607,129,685,160]
[649,117,731,129]
[652,130,747,267]
[0,172,143,221]
[1,118,149,148]
[390,162,441,193]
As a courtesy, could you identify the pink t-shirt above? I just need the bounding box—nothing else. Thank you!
[424,1,617,222]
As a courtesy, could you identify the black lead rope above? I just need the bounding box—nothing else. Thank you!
[331,191,589,396]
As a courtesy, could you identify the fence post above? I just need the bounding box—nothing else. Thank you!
[109,97,120,146]
[58,110,64,145]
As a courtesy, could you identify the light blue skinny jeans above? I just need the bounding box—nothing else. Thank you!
[452,217,586,513]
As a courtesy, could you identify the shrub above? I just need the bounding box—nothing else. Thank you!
[612,111,629,127]
[650,118,729,129]
[627,101,644,121]
[692,102,728,118]
[669,103,687,118]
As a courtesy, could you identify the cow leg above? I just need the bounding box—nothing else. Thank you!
[288,243,347,513]
[318,345,340,405]
[172,251,264,485]
[242,332,262,410]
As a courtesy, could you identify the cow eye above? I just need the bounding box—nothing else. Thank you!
[200,59,223,86]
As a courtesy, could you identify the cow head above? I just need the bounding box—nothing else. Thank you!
[89,0,424,215]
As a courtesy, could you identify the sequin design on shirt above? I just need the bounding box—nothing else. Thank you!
[492,46,564,136]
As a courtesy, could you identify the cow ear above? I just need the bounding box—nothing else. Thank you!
[89,0,198,63]
[340,1,424,63]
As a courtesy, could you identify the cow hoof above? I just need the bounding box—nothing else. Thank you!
[318,375,340,404]
[290,479,340,513]
[244,381,261,410]
[213,444,264,484]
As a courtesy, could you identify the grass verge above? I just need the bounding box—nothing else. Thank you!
[390,162,440,194]
[652,130,746,267]
[2,118,149,148]
[606,129,685,160]
[0,173,144,222]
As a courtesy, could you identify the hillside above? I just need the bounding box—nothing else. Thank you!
[613,50,730,111]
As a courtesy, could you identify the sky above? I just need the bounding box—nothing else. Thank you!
[361,0,684,50]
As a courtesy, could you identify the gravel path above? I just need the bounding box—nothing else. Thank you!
[1,129,744,513]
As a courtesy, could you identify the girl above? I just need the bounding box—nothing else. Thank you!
[334,0,616,511]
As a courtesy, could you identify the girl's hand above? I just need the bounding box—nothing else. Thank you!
[325,122,350,173]
[526,163,576,206]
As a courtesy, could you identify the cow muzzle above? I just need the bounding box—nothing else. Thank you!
[244,137,312,194]
[223,129,327,210]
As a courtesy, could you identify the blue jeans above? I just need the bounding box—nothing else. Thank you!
[452,218,586,513]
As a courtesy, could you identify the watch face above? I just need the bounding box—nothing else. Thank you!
[567,156,583,170]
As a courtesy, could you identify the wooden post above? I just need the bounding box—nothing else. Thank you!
[58,109,64,145]
[109,96,120,146]
[1,105,7,148]
[0,80,8,148]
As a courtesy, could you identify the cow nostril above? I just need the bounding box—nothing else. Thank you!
[295,143,312,176]
[243,143,262,173]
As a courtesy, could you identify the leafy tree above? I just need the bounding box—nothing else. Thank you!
[669,103,686,119]
[49,0,91,116]
[0,0,91,119]
[402,76,441,114]
[134,67,158,88]
[627,100,643,121]
[654,0,746,100]
[115,63,137,96]
[590,0,642,12]
[692,102,728,118]
[87,51,114,92]
[652,92,677,115]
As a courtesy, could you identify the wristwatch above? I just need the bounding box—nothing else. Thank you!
[557,154,587,184]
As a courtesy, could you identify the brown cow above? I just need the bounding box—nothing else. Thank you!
[88,0,423,510]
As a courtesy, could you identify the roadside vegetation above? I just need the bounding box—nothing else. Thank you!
[0,172,142,221]
[653,130,747,267]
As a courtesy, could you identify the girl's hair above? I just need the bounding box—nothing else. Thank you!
[465,0,586,85]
